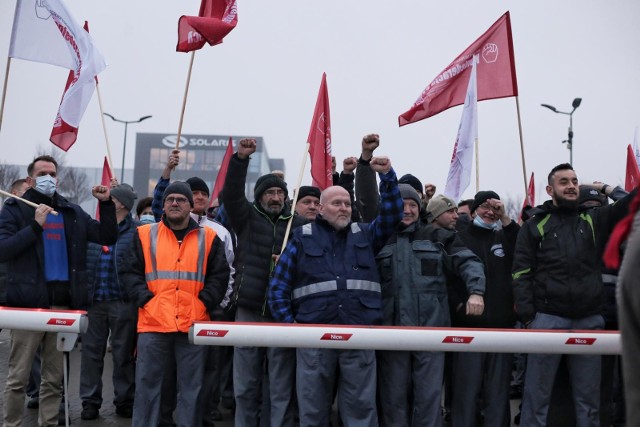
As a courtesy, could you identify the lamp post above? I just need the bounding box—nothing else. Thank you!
[541,98,582,165]
[103,113,152,183]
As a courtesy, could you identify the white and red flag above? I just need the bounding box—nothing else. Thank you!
[399,11,518,126]
[210,137,234,205]
[443,57,478,202]
[177,0,238,52]
[625,144,640,192]
[9,0,107,151]
[307,73,333,190]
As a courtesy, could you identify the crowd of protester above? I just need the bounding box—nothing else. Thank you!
[0,136,635,426]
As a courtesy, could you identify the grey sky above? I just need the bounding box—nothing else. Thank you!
[1,0,639,205]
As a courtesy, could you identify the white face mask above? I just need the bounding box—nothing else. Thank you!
[34,175,57,197]
[140,214,155,224]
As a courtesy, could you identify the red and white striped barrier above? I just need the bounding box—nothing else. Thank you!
[189,322,620,355]
[0,307,88,334]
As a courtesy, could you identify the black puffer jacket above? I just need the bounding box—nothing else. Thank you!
[512,193,635,323]
[222,154,307,315]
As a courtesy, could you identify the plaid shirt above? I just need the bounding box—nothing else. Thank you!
[268,168,402,323]
[93,244,120,301]
[151,176,170,222]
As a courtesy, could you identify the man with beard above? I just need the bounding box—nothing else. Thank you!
[512,163,635,427]
[222,138,306,427]
[268,157,403,426]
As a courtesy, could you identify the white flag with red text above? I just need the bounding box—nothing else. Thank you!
[9,0,107,151]
[444,56,478,201]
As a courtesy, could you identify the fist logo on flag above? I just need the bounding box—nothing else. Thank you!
[35,0,51,19]
[482,43,499,63]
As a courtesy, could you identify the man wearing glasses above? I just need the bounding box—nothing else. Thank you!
[451,190,520,427]
[121,181,230,426]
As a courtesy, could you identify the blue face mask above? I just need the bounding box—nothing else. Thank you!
[139,214,155,224]
[34,175,57,197]
[473,215,500,230]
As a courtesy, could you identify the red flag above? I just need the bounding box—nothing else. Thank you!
[625,144,640,192]
[518,172,535,223]
[177,0,238,53]
[307,73,333,190]
[95,156,113,219]
[399,12,518,126]
[210,137,233,205]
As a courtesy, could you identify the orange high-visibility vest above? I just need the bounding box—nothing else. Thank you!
[137,222,217,333]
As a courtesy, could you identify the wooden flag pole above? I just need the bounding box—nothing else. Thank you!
[175,51,196,151]
[515,96,528,196]
[475,137,480,193]
[95,84,114,174]
[280,142,310,254]
[0,58,12,132]
[0,189,58,215]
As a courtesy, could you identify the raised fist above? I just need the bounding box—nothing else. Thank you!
[237,138,257,160]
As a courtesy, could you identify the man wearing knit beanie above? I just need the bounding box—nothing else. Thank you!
[365,181,485,426]
[451,189,518,427]
[221,138,305,426]
[295,186,321,221]
[427,194,458,230]
[151,155,237,425]
[110,183,138,212]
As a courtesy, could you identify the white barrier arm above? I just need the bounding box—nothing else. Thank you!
[0,307,88,334]
[189,322,620,355]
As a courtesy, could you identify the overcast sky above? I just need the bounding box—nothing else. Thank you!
[1,0,639,206]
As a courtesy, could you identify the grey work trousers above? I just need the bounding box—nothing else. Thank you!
[132,332,206,427]
[377,350,444,427]
[233,307,297,427]
[297,347,378,427]
[520,312,604,427]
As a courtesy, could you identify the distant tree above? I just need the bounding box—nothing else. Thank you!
[504,194,524,221]
[0,163,22,204]
[36,146,92,204]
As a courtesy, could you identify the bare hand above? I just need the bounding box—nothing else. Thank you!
[361,134,380,161]
[466,294,485,316]
[92,185,111,201]
[110,177,119,188]
[332,156,337,175]
[424,183,436,199]
[168,149,180,170]
[238,138,257,160]
[342,157,357,175]
[370,156,391,175]
[34,203,54,227]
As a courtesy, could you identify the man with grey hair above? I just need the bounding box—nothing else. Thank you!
[269,156,403,426]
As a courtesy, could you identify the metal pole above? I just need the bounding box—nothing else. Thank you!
[121,122,128,183]
[568,113,574,165]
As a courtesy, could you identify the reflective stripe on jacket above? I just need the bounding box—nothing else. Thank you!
[292,221,382,325]
[137,222,216,332]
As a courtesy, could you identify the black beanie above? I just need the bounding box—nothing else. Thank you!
[399,174,424,196]
[297,186,321,201]
[163,181,194,207]
[471,190,500,212]
[186,176,210,197]
[579,185,608,207]
[254,173,288,200]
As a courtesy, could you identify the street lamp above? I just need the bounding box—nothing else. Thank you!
[541,98,582,165]
[103,113,152,182]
